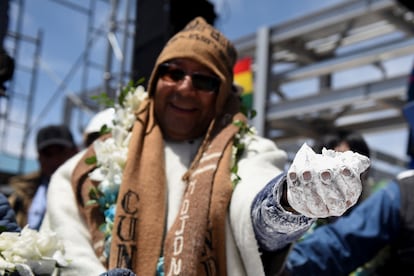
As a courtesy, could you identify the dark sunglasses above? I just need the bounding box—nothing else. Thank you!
[157,63,221,93]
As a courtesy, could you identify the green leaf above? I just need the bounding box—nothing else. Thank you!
[90,93,115,107]
[99,124,112,135]
[233,120,243,128]
[88,187,103,202]
[249,109,257,119]
[85,155,97,165]
[86,199,98,206]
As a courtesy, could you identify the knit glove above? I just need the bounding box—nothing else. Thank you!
[286,143,370,218]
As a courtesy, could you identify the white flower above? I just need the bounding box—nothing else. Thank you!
[114,108,136,130]
[0,226,68,275]
[124,85,148,110]
[112,125,131,146]
[94,138,127,165]
[112,84,148,131]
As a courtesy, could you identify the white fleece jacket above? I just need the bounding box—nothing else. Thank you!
[42,134,305,276]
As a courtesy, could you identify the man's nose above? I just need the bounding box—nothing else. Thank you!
[176,75,196,94]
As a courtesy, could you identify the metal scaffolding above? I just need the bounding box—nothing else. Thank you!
[233,0,414,179]
[1,0,412,181]
[0,0,136,174]
[0,0,42,173]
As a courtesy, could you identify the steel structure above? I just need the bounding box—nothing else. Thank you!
[0,0,42,172]
[1,0,412,180]
[0,0,136,173]
[235,0,413,138]
[233,0,414,178]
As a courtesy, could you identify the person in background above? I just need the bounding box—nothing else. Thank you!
[0,193,20,233]
[314,130,373,205]
[42,17,369,275]
[83,108,115,147]
[285,113,414,275]
[314,131,370,158]
[292,131,373,248]
[284,168,414,275]
[404,61,414,169]
[0,0,25,233]
[8,124,78,230]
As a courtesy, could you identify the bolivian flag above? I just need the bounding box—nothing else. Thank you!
[234,57,253,109]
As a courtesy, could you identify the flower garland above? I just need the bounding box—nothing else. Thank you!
[86,82,256,259]
[86,82,148,258]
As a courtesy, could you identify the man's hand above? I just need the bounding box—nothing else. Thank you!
[286,143,370,218]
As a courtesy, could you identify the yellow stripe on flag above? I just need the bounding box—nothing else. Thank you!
[234,57,253,109]
[233,57,253,95]
[234,71,253,94]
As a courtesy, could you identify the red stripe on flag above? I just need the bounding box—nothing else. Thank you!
[234,57,252,74]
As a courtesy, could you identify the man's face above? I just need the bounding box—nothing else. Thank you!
[154,58,219,141]
[38,145,77,177]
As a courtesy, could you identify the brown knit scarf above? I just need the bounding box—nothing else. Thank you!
[72,95,246,275]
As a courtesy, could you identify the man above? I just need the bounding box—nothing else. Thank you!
[42,17,369,275]
[8,124,78,230]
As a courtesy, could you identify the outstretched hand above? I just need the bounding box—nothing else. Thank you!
[286,143,370,218]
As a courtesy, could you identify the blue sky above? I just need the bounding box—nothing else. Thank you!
[3,0,411,171]
[212,0,344,39]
